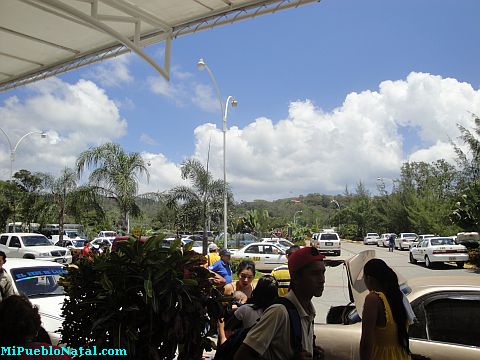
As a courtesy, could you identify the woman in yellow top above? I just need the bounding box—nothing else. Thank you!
[360,258,412,360]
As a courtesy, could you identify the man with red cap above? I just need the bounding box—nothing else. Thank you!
[233,247,325,360]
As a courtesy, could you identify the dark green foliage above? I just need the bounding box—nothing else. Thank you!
[61,236,223,359]
[468,248,480,267]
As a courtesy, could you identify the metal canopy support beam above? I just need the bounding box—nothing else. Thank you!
[41,0,172,80]
[0,0,320,92]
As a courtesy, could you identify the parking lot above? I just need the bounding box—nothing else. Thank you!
[313,240,479,323]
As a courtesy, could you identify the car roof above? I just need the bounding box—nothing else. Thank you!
[3,258,66,269]
[0,233,46,236]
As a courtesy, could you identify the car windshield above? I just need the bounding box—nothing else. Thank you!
[23,235,52,246]
[367,233,379,237]
[192,241,203,247]
[430,238,455,246]
[72,240,85,247]
[11,266,67,297]
[320,233,338,240]
[403,233,417,238]
[278,240,293,248]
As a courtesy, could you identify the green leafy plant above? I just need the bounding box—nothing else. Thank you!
[61,235,223,359]
[468,248,480,267]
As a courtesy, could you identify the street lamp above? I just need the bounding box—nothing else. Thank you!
[197,58,237,250]
[293,210,303,226]
[0,128,47,180]
[330,199,340,231]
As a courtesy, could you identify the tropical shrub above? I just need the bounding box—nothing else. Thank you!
[61,236,223,359]
[468,247,480,267]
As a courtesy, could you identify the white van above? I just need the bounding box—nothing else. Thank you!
[311,231,341,256]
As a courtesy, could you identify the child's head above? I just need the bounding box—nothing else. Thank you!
[233,290,248,304]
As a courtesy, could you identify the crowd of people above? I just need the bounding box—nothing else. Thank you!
[205,243,416,360]
[1,239,417,360]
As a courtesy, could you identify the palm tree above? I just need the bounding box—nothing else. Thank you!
[167,158,232,255]
[76,143,149,233]
[41,168,104,241]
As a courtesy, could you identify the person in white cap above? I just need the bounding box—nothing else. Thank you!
[206,243,220,266]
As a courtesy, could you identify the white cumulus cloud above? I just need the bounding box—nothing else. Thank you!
[189,72,480,200]
[0,78,127,179]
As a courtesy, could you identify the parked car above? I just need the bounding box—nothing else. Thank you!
[315,250,480,360]
[456,232,480,249]
[231,242,287,271]
[418,234,435,241]
[311,231,341,256]
[54,238,86,259]
[97,230,117,239]
[363,232,380,245]
[410,237,469,268]
[377,233,395,247]
[261,237,295,250]
[89,237,114,252]
[0,233,72,264]
[3,258,68,345]
[395,232,418,250]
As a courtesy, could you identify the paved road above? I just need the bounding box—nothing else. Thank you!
[313,240,479,323]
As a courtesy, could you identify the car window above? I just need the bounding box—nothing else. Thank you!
[410,294,480,347]
[245,245,260,254]
[320,233,338,241]
[9,236,21,248]
[11,266,68,297]
[430,238,455,246]
[23,235,51,246]
[0,235,7,245]
[425,298,480,346]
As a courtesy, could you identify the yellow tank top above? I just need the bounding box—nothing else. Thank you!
[371,291,411,360]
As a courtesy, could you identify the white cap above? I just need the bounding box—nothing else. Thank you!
[208,243,218,251]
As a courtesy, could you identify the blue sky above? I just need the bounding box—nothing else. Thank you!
[1,0,480,200]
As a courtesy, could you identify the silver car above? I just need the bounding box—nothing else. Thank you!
[315,251,480,360]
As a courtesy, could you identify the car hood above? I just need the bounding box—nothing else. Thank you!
[27,245,68,253]
[30,295,65,344]
[345,250,407,318]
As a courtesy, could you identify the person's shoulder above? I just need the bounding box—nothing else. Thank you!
[364,291,383,307]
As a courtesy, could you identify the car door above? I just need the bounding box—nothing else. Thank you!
[7,236,23,257]
[261,244,286,269]
[243,244,270,270]
[409,291,480,359]
[411,240,423,260]
[415,240,427,261]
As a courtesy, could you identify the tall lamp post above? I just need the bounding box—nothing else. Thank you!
[293,210,303,226]
[0,128,47,180]
[330,199,340,231]
[197,58,237,250]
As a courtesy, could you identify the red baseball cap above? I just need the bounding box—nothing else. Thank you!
[288,247,325,274]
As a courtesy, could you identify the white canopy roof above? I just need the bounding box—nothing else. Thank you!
[0,0,319,92]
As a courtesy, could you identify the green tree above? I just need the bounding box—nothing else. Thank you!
[76,143,149,233]
[41,168,104,240]
[451,114,480,230]
[167,159,232,254]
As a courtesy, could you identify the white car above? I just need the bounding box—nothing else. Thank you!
[0,233,72,264]
[395,232,418,250]
[231,242,287,271]
[363,232,380,245]
[97,231,117,239]
[261,237,295,250]
[3,258,67,345]
[409,237,469,268]
[311,231,341,256]
[377,233,395,247]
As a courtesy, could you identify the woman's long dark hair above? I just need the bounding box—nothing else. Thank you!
[248,275,278,310]
[363,259,410,355]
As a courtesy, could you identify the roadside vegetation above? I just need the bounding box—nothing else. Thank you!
[1,115,480,249]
